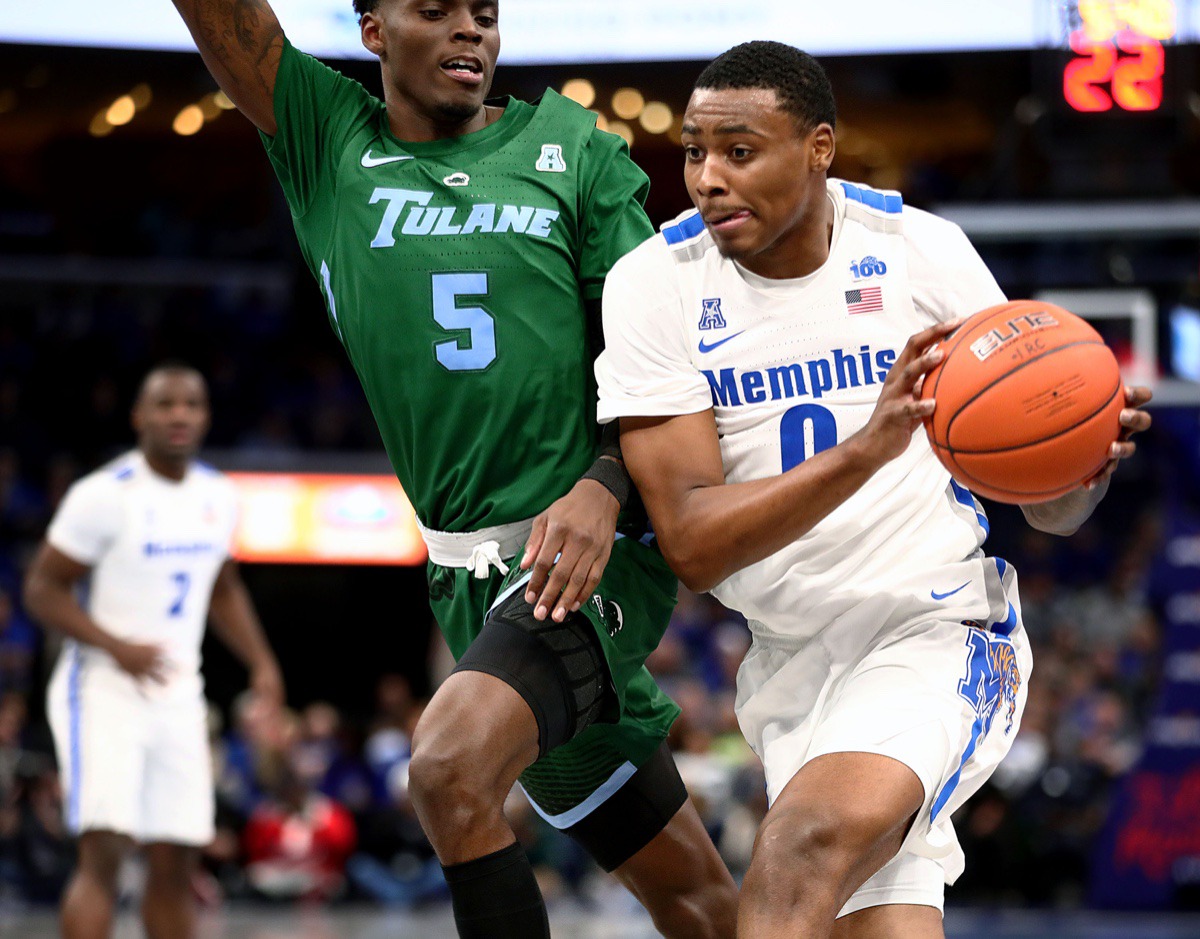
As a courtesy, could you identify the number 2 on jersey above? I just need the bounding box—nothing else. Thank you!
[168,572,191,618]
[780,404,838,471]
[432,272,496,371]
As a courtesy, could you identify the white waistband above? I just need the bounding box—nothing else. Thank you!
[416,516,535,574]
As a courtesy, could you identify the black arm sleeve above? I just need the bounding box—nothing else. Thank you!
[585,296,606,371]
[582,297,631,507]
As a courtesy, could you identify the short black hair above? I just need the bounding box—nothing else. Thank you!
[136,361,205,403]
[352,0,380,18]
[695,41,836,131]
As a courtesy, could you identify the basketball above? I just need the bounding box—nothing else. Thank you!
[919,300,1125,504]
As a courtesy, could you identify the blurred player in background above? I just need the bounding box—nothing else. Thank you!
[597,41,1153,938]
[23,363,285,939]
[164,1,737,936]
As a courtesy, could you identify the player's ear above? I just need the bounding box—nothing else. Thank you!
[361,12,386,58]
[808,123,835,173]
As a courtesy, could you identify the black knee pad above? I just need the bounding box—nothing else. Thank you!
[561,741,689,871]
[454,586,613,757]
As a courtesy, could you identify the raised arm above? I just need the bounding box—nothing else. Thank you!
[621,323,954,593]
[170,0,285,135]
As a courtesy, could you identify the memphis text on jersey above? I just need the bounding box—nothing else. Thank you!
[703,344,898,408]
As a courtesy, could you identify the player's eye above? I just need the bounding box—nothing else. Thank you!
[419,8,446,20]
[683,145,703,161]
[730,146,752,160]
[475,15,497,28]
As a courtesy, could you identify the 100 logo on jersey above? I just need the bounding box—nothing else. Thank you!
[849,255,888,279]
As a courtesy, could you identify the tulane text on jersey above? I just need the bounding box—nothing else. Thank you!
[368,188,562,247]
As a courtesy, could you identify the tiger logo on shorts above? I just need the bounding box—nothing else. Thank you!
[958,628,1022,738]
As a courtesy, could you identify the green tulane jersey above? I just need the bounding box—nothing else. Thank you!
[262,41,654,532]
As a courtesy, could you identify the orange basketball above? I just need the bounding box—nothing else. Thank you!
[919,300,1125,504]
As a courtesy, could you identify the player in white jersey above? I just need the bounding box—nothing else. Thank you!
[24,364,284,939]
[596,42,1153,937]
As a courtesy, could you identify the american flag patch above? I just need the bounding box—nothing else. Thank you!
[845,286,883,314]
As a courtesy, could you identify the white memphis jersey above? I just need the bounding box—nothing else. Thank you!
[598,179,1016,641]
[47,450,238,698]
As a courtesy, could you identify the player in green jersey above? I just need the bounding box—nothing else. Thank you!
[167,1,737,936]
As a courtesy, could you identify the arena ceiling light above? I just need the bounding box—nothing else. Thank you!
[607,120,635,148]
[198,92,224,120]
[105,94,136,126]
[87,111,112,137]
[561,79,596,109]
[172,103,204,136]
[639,101,673,135]
[129,82,152,111]
[612,88,644,121]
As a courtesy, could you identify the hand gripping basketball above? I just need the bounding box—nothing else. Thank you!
[856,320,961,468]
[918,301,1126,504]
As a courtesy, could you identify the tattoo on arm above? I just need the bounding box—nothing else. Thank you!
[183,0,284,102]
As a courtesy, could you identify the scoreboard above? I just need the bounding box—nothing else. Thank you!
[1059,0,1179,113]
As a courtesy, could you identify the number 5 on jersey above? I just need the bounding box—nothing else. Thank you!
[432,272,496,371]
[318,267,497,372]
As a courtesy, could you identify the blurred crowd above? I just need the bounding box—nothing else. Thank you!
[0,465,1177,913]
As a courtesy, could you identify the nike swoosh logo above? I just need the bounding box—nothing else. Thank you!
[361,150,416,168]
[698,330,746,354]
[931,581,971,601]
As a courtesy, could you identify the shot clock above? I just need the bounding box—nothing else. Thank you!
[1032,0,1191,193]
[1058,0,1179,114]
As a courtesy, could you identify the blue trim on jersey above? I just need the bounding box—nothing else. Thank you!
[485,569,534,619]
[521,761,637,829]
[993,603,1018,637]
[67,645,82,832]
[661,212,706,245]
[950,479,990,537]
[931,725,981,820]
[114,467,135,481]
[841,181,902,214]
[932,626,1022,821]
[931,635,992,821]
[990,556,1017,636]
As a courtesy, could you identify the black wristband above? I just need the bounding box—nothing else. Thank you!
[581,456,631,511]
[598,419,622,461]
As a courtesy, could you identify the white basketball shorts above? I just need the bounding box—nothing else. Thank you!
[47,648,215,846]
[735,575,1031,916]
